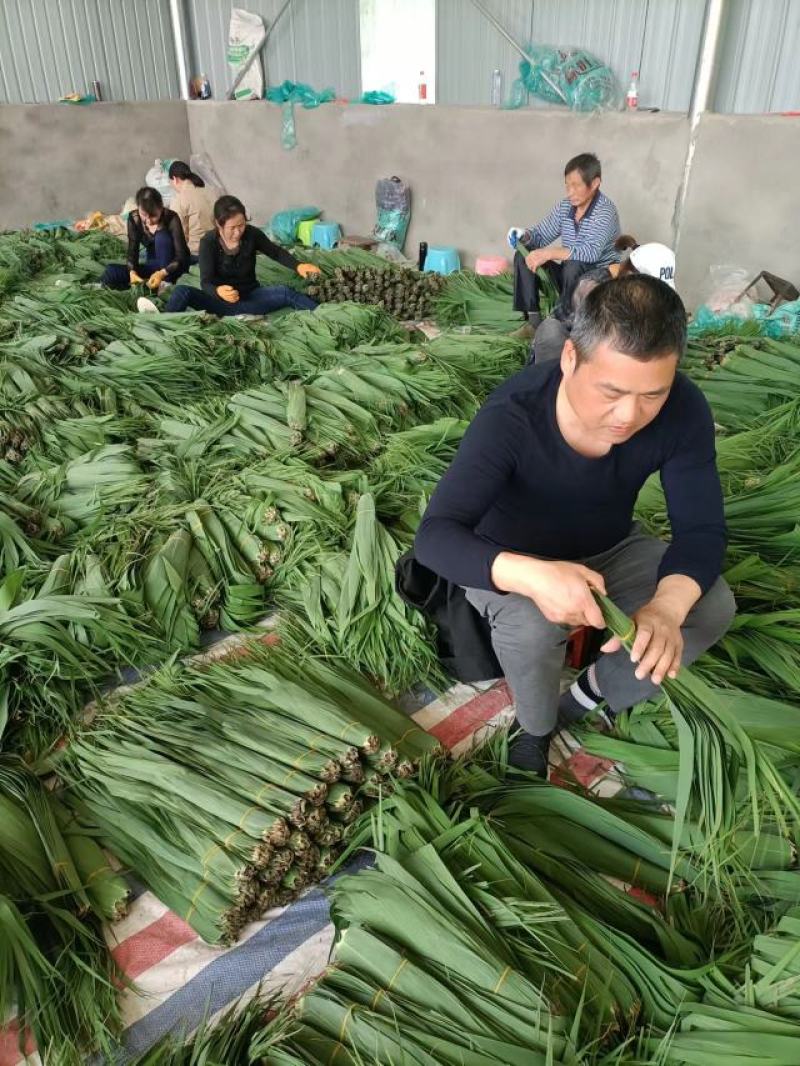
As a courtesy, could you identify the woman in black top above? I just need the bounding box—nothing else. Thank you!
[101,187,190,291]
[163,195,319,316]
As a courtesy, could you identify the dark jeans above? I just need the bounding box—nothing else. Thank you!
[164,284,318,316]
[102,230,177,290]
[513,251,595,318]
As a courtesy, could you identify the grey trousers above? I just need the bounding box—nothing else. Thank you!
[465,530,736,736]
[531,315,569,365]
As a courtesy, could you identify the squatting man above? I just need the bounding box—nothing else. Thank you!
[414,275,735,774]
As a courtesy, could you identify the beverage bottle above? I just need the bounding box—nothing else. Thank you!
[418,71,427,103]
[418,242,428,270]
[491,68,502,106]
[626,71,639,110]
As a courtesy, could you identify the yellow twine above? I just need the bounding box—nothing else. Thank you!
[493,964,512,994]
[338,1004,357,1042]
[185,878,212,923]
[371,956,408,1009]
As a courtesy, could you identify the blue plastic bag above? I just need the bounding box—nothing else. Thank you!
[265,80,336,108]
[269,206,321,246]
[508,44,621,112]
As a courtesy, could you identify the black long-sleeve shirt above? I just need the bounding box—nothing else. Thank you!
[198,225,298,297]
[126,209,189,279]
[415,360,726,595]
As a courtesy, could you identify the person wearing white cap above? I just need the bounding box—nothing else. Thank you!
[629,242,676,289]
[532,238,678,365]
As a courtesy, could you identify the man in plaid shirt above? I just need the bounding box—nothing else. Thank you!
[508,153,621,333]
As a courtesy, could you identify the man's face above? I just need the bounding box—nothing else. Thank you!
[565,170,600,209]
[560,339,678,445]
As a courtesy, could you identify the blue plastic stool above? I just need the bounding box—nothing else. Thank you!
[423,245,461,275]
[312,222,341,249]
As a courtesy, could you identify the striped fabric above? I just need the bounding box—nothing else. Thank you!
[1,678,623,1066]
[528,191,621,266]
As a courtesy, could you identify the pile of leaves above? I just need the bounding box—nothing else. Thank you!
[306,264,448,320]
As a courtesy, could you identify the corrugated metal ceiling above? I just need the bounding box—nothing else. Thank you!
[0,0,798,113]
[0,0,179,102]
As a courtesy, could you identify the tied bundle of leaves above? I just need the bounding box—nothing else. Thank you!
[16,443,149,530]
[0,757,127,1065]
[0,567,159,754]
[685,337,800,430]
[593,595,800,890]
[62,635,438,944]
[368,417,467,535]
[276,492,445,695]
[436,267,558,330]
[288,847,573,1065]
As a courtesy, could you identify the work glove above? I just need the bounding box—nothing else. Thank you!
[129,270,144,285]
[147,269,168,291]
[506,227,526,250]
[297,262,321,279]
[216,285,240,303]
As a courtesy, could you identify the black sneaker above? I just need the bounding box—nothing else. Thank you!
[508,723,551,777]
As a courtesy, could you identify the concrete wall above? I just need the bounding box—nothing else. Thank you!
[0,102,190,229]
[677,113,800,302]
[2,100,798,307]
[188,101,689,274]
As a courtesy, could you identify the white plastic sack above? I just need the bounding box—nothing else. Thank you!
[189,152,226,196]
[227,8,265,101]
[144,159,175,206]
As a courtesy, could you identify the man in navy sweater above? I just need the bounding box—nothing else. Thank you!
[415,275,735,775]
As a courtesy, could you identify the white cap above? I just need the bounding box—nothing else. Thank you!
[629,243,676,289]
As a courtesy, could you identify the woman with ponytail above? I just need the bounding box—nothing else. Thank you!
[168,161,215,258]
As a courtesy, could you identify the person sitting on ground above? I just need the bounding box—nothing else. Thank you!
[507,152,621,336]
[414,275,735,777]
[532,238,677,365]
[101,186,189,292]
[153,195,320,317]
[168,161,215,260]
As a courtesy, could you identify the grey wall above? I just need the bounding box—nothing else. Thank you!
[2,99,798,306]
[188,100,688,269]
[0,102,191,229]
[677,113,800,302]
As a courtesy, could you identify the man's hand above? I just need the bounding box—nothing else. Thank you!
[602,599,683,685]
[525,248,551,272]
[129,270,144,285]
[491,553,606,628]
[216,285,240,303]
[147,269,168,290]
[601,575,702,685]
[297,263,321,278]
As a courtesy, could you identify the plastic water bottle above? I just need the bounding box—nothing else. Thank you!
[418,71,427,103]
[491,69,503,107]
[626,71,639,110]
